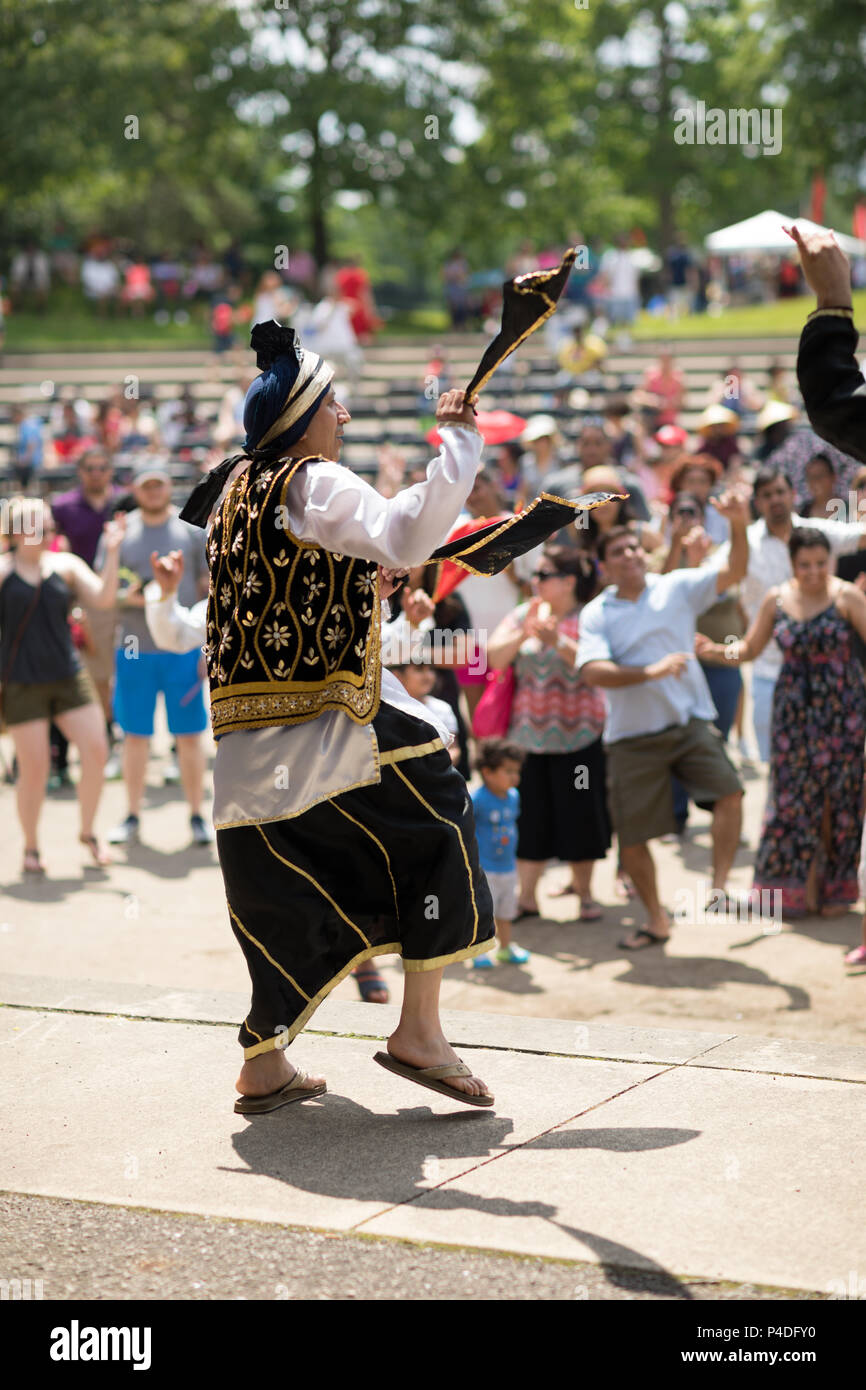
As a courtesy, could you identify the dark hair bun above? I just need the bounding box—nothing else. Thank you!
[249,320,300,370]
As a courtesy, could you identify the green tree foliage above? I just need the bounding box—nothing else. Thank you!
[0,0,255,251]
[0,0,861,288]
[770,0,866,213]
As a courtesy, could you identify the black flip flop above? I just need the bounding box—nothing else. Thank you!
[617,928,669,951]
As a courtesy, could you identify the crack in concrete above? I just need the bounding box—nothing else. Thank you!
[348,1063,680,1233]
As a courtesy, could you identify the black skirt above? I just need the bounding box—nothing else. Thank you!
[216,703,495,1057]
[515,737,611,863]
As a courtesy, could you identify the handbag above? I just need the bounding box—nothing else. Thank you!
[472,664,515,739]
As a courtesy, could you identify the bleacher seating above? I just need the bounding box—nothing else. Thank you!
[0,332,804,504]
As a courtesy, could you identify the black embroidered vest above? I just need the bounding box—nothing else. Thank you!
[205,455,381,736]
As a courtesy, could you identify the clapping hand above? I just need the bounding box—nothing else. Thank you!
[525,599,559,647]
[682,525,712,567]
[150,548,184,597]
[402,587,435,626]
[102,511,127,552]
[713,485,752,526]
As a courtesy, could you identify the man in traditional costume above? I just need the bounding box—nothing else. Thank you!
[787,223,866,457]
[177,252,620,1114]
[787,222,866,972]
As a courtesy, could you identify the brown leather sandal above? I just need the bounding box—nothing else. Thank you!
[234,1070,327,1114]
[373,1050,494,1107]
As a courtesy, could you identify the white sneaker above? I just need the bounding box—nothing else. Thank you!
[163,757,181,786]
[190,814,214,845]
[104,753,122,781]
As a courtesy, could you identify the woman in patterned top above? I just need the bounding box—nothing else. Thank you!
[486,545,611,922]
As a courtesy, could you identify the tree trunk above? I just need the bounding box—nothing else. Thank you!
[309,118,329,272]
[655,5,675,255]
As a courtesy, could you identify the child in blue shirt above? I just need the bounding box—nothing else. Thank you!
[470,739,530,967]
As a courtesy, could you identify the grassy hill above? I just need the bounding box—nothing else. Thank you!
[4,290,865,354]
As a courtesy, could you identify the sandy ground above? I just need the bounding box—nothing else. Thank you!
[1,726,863,1047]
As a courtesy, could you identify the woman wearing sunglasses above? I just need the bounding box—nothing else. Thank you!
[486,545,611,922]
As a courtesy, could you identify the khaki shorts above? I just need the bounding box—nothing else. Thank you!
[485,869,519,922]
[606,717,743,848]
[81,606,118,685]
[2,668,98,727]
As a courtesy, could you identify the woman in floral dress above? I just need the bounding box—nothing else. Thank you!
[696,527,866,916]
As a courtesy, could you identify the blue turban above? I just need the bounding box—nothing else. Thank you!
[242,320,334,452]
[180,321,334,526]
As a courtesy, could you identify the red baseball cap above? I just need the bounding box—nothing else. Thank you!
[654,424,688,447]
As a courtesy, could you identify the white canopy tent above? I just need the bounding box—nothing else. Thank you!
[705,210,866,257]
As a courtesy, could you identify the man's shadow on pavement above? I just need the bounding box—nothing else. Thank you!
[227,1098,699,1299]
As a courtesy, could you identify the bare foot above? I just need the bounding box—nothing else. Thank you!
[386,1025,490,1099]
[236,1048,326,1098]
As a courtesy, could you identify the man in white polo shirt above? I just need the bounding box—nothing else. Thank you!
[710,463,866,761]
[578,491,750,949]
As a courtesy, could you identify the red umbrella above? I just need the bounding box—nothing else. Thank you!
[426,409,526,448]
[433,516,508,602]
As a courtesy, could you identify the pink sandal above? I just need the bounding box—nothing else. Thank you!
[578,899,604,922]
[80,834,113,867]
[844,944,866,969]
[23,848,45,876]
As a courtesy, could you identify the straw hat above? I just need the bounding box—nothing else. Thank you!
[695,404,739,435]
[521,413,561,444]
[756,400,799,432]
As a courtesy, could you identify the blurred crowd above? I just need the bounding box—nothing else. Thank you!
[3,254,866,996]
[0,230,382,373]
[439,233,814,338]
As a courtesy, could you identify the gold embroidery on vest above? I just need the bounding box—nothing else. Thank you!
[206,454,381,735]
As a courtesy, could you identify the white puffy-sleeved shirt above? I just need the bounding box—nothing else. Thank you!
[144,424,483,828]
